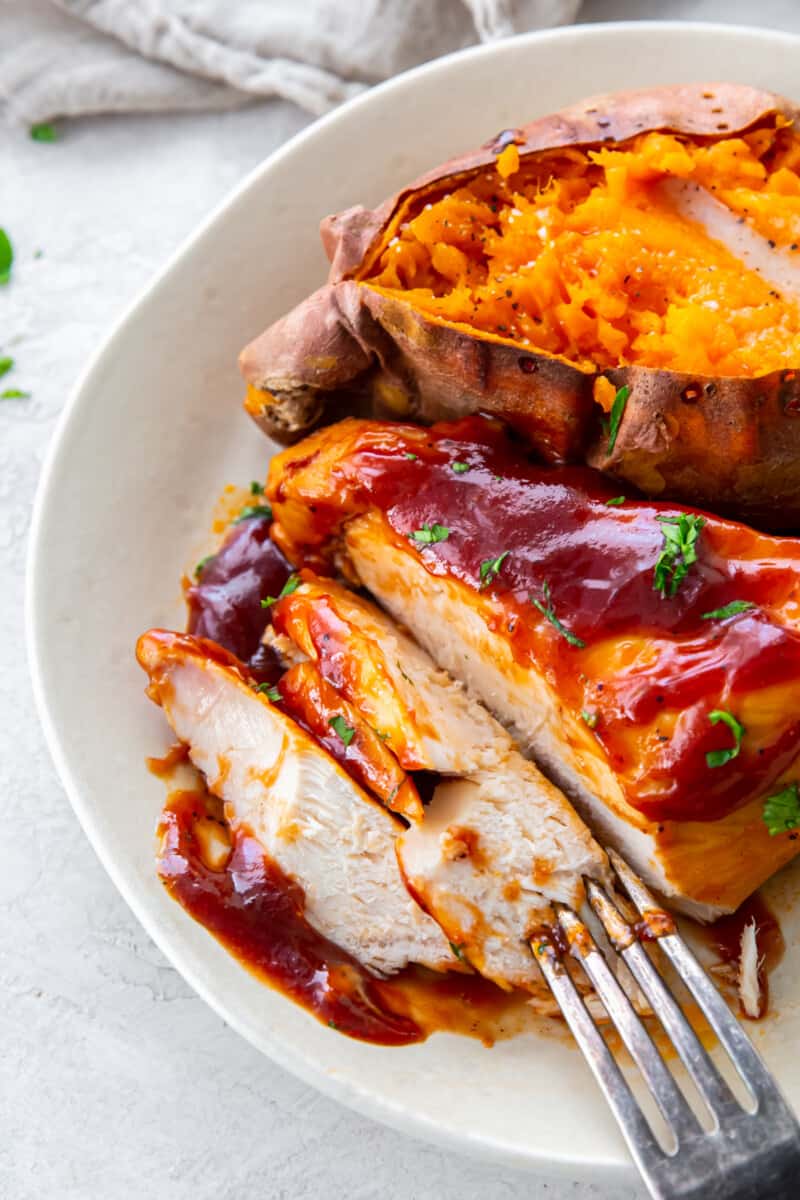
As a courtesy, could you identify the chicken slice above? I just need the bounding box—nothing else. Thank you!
[271,574,510,774]
[277,658,422,821]
[398,752,607,992]
[136,629,456,977]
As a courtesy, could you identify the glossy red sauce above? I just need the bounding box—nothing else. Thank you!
[158,789,528,1044]
[146,741,189,777]
[704,893,785,1020]
[271,415,800,822]
[186,515,292,682]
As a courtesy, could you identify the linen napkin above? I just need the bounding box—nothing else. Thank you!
[1,0,582,125]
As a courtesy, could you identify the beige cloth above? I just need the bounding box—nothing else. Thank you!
[1,0,582,124]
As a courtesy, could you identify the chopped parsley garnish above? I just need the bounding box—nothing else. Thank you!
[653,513,705,598]
[1,388,29,399]
[327,1019,339,1030]
[410,522,450,544]
[30,123,58,143]
[396,660,414,687]
[0,357,13,379]
[705,709,745,768]
[250,480,264,495]
[701,600,756,621]
[451,461,470,474]
[194,554,214,579]
[329,715,356,747]
[449,942,466,961]
[234,502,272,524]
[763,783,800,836]
[404,452,418,461]
[479,550,510,588]
[261,573,301,608]
[606,385,631,454]
[606,496,625,506]
[530,581,586,648]
[0,228,12,285]
[372,728,390,741]
[581,709,598,729]
[256,683,282,702]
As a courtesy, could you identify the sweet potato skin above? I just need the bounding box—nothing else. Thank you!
[240,82,800,520]
[242,280,596,459]
[590,366,800,526]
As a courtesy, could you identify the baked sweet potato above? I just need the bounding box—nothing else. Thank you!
[240,82,800,526]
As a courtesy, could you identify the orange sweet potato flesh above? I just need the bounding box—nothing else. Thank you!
[240,83,800,526]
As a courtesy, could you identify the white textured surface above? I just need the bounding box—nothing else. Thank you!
[5,7,800,1197]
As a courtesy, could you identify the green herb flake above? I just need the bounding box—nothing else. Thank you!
[763,782,800,836]
[1,388,29,399]
[255,683,282,702]
[233,502,272,524]
[396,660,414,687]
[701,600,756,621]
[404,452,419,461]
[194,555,215,579]
[30,123,58,143]
[329,714,356,748]
[606,495,625,507]
[0,357,13,379]
[705,709,745,769]
[409,522,450,544]
[451,461,470,474]
[606,385,631,454]
[530,580,586,649]
[372,728,390,742]
[260,573,301,608]
[327,1019,339,1030]
[0,228,13,285]
[449,942,466,961]
[479,550,510,588]
[581,709,598,729]
[250,480,264,496]
[653,513,706,598]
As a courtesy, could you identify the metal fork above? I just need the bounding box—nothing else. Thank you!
[529,848,800,1199]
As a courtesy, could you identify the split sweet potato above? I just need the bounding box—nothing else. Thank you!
[240,83,800,525]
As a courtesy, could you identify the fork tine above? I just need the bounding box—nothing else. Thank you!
[529,932,664,1173]
[606,848,792,1111]
[586,879,740,1121]
[556,904,702,1144]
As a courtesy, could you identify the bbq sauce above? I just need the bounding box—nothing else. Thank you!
[158,789,531,1045]
[270,415,800,823]
[186,516,292,683]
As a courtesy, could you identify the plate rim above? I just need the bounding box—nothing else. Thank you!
[25,18,800,1182]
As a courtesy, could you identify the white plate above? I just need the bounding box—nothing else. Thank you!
[27,20,800,1184]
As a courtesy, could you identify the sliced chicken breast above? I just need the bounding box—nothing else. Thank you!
[136,630,456,977]
[266,416,800,920]
[344,512,795,922]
